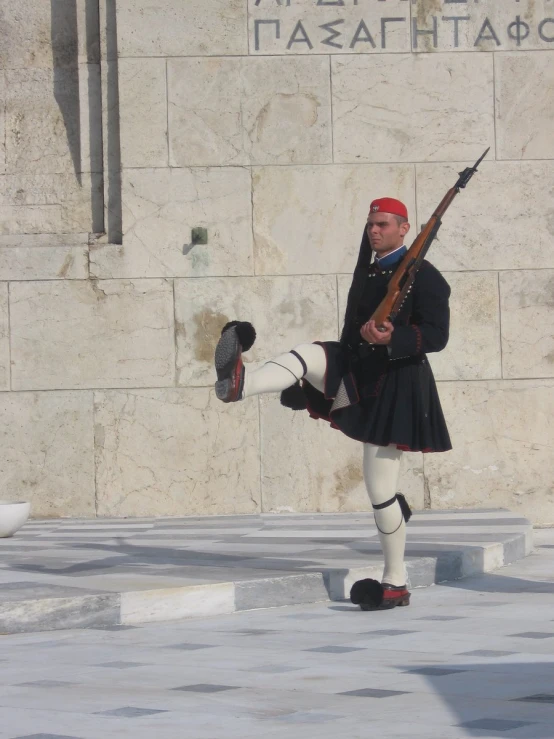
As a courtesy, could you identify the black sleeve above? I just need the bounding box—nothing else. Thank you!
[388,262,451,359]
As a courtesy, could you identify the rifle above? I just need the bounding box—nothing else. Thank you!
[371,147,489,330]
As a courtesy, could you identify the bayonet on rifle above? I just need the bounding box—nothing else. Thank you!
[371,147,489,329]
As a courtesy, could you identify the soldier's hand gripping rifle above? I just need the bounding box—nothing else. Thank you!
[371,148,490,331]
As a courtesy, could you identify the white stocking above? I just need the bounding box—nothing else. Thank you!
[363,443,406,587]
[243,343,327,397]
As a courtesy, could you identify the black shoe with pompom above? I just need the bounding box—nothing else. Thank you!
[214,321,256,403]
[350,578,410,611]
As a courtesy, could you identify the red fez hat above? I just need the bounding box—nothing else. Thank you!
[369,197,408,219]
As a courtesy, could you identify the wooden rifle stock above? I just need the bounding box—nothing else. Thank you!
[371,148,489,330]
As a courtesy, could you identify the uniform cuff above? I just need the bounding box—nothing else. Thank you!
[389,325,422,359]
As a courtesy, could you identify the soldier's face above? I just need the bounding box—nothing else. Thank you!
[366,212,409,255]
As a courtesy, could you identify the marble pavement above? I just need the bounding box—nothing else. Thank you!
[0,509,532,634]
[0,529,553,739]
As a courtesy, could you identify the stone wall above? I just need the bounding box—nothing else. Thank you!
[0,0,553,523]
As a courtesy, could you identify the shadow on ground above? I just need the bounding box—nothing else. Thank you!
[394,660,554,738]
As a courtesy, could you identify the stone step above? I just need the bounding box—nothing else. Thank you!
[0,510,533,634]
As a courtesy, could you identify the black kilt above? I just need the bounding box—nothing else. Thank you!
[299,256,452,453]
[302,342,451,453]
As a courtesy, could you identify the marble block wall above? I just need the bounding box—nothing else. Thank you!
[0,0,553,524]
[0,0,103,236]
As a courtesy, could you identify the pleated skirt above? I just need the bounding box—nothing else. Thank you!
[302,341,452,453]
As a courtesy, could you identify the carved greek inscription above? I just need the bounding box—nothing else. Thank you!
[254,19,281,50]
[251,0,554,53]
[474,17,501,46]
[350,19,376,48]
[254,16,408,51]
[254,0,551,4]
[442,15,470,47]
[381,17,405,48]
[539,18,554,41]
[413,15,438,48]
[287,19,314,48]
[320,19,345,48]
[507,16,530,46]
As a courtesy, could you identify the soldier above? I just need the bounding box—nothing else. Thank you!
[214,198,451,611]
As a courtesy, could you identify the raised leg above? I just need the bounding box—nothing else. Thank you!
[214,320,327,403]
[244,343,326,397]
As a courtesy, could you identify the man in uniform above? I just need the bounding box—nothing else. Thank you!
[213,198,451,611]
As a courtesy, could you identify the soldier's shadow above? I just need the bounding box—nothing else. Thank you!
[390,660,554,737]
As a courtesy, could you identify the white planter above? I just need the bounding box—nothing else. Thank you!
[0,501,31,538]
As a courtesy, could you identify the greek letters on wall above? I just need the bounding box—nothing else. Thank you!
[250,0,554,53]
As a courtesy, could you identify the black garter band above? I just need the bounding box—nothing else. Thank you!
[289,350,308,377]
[373,495,399,511]
[372,493,412,535]
[267,350,308,386]
[267,360,301,383]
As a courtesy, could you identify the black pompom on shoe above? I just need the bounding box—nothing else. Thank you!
[280,382,307,410]
[350,578,384,610]
[220,321,256,352]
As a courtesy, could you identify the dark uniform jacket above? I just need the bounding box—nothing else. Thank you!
[297,227,452,452]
